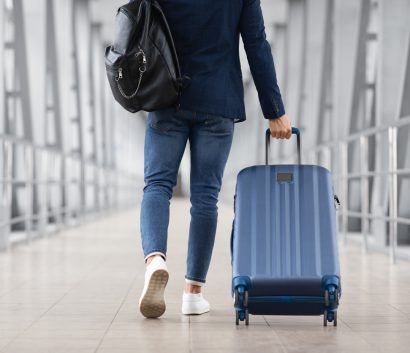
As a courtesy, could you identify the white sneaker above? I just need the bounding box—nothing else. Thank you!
[181,292,210,315]
[139,256,169,318]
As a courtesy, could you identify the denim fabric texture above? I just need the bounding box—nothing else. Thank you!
[129,0,286,122]
[140,108,235,283]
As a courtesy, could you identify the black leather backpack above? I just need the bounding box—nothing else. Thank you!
[105,0,189,113]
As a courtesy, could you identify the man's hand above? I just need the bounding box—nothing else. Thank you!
[269,114,292,139]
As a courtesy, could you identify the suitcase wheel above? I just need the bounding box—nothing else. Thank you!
[335,288,340,305]
[323,310,338,327]
[235,309,249,326]
[244,291,249,307]
[325,286,340,307]
[234,285,249,326]
[234,287,248,308]
[234,288,238,306]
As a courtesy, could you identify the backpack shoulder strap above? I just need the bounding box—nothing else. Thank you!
[150,0,182,80]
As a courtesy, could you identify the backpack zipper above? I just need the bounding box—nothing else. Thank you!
[115,47,146,82]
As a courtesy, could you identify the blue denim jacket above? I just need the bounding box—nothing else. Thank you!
[129,0,286,123]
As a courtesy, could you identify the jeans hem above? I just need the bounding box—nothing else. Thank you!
[185,276,206,286]
[144,251,166,263]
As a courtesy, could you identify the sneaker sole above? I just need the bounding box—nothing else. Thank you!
[139,269,169,318]
[181,304,210,315]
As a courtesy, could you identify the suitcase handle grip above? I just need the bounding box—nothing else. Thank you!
[265,127,301,165]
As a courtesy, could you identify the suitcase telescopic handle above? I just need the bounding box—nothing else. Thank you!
[265,127,301,165]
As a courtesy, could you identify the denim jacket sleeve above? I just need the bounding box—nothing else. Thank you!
[239,0,286,119]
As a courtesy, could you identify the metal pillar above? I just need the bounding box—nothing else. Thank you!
[2,0,34,240]
[45,0,63,149]
[388,127,398,263]
[357,0,378,240]
[299,0,334,161]
[0,0,4,135]
[41,0,65,231]
[400,39,410,118]
[284,0,307,130]
[372,0,410,246]
[339,142,349,245]
[71,0,85,158]
[396,29,410,245]
[349,0,371,134]
[3,0,33,139]
[317,0,334,148]
[0,0,5,249]
[102,56,114,209]
[89,22,101,211]
[333,0,362,138]
[0,141,13,251]
[335,0,376,233]
[70,0,92,218]
[360,135,369,253]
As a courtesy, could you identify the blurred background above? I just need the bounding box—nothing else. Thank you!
[1,0,410,263]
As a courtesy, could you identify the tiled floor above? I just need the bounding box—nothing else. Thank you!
[1,197,410,353]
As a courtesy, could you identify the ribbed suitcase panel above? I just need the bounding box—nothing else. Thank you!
[232,164,340,283]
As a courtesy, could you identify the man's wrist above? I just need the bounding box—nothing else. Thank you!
[268,114,286,121]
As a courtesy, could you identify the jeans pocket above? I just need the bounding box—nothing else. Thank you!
[148,110,180,133]
[203,115,235,134]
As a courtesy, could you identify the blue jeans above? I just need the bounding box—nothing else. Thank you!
[140,108,235,285]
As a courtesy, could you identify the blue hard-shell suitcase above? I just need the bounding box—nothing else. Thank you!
[230,128,341,326]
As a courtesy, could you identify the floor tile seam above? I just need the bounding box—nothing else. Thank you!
[356,331,389,353]
[389,304,410,318]
[343,320,387,353]
[263,315,288,353]
[94,273,138,353]
[0,330,21,353]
